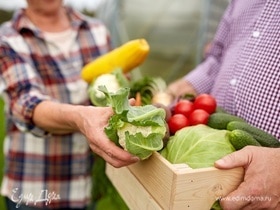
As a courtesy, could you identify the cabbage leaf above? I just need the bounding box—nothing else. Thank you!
[99,86,166,160]
[160,124,235,169]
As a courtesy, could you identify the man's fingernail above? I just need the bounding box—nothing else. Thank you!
[132,156,140,162]
[215,158,225,165]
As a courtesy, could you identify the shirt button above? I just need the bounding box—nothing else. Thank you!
[252,31,260,38]
[230,78,237,86]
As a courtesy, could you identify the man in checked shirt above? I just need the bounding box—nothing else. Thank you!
[167,0,280,209]
[0,0,139,210]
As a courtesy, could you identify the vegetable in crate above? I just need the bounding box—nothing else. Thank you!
[99,86,167,160]
[161,124,235,169]
[227,121,280,148]
[168,113,190,134]
[129,76,173,106]
[161,124,236,210]
[81,39,150,83]
[207,112,245,130]
[228,129,261,150]
[193,93,217,114]
[88,68,130,106]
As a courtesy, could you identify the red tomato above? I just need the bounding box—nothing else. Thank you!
[189,109,210,125]
[168,114,189,134]
[173,100,194,117]
[194,94,217,114]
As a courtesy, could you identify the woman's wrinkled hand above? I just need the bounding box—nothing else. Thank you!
[75,105,139,168]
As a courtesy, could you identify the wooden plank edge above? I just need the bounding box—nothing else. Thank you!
[106,163,162,210]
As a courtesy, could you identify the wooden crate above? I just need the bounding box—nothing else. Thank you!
[106,152,244,210]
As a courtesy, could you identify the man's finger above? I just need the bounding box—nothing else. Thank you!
[214,146,253,169]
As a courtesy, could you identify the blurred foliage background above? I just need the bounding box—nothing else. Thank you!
[0,96,5,209]
[0,8,10,210]
[0,9,13,23]
[96,0,228,83]
[0,0,228,209]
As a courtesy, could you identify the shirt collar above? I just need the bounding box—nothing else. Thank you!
[11,6,90,37]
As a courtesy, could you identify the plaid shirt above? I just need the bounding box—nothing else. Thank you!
[186,0,280,140]
[0,7,111,209]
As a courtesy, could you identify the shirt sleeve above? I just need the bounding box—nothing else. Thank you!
[184,2,232,94]
[0,43,55,136]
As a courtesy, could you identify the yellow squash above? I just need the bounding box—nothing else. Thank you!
[81,39,150,83]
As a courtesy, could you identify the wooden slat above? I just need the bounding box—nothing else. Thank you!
[172,166,244,209]
[106,152,244,210]
[106,163,162,210]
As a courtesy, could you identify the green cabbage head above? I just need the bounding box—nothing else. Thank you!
[161,124,235,169]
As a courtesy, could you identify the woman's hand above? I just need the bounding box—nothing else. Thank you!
[74,105,140,168]
[33,101,139,168]
[215,146,280,210]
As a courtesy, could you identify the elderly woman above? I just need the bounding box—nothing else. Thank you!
[0,1,139,209]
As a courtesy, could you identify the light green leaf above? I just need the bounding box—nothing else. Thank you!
[161,124,235,169]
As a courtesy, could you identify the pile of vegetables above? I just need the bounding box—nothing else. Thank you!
[167,94,217,134]
[87,68,174,108]
[207,112,280,150]
[81,38,280,210]
[160,95,279,210]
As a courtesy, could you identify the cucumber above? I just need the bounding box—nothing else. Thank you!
[228,129,261,150]
[207,112,245,130]
[227,121,280,148]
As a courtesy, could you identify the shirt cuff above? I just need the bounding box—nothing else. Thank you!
[13,95,56,137]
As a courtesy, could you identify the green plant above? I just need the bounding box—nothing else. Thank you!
[0,96,7,210]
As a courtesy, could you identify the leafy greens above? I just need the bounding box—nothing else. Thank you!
[99,86,167,160]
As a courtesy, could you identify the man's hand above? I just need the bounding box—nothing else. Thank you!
[167,78,197,98]
[215,146,280,210]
